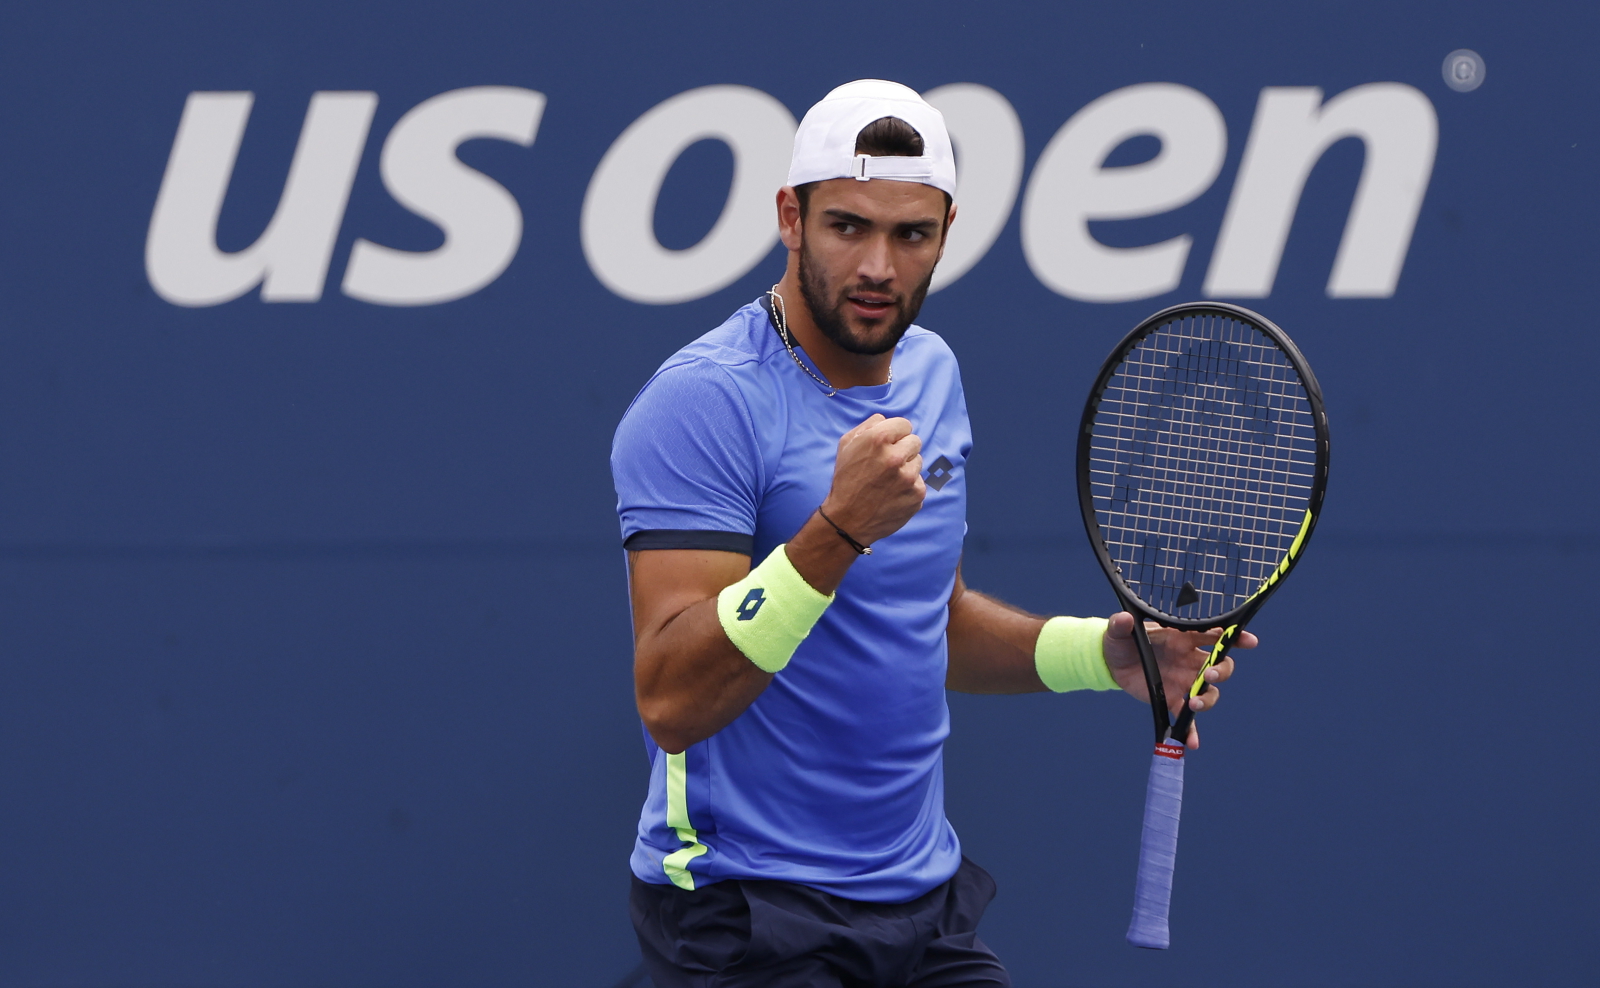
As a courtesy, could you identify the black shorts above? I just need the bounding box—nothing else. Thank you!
[630,856,1011,988]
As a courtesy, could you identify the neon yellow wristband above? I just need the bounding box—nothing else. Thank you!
[716,544,833,674]
[1034,616,1117,692]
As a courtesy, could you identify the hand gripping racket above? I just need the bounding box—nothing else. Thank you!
[1075,302,1329,949]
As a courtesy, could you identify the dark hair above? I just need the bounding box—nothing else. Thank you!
[794,116,952,221]
[854,115,925,157]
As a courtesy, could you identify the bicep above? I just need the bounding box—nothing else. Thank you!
[628,549,751,643]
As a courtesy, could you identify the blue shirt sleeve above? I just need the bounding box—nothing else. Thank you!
[612,357,763,547]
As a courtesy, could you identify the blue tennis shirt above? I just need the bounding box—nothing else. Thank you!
[612,298,973,903]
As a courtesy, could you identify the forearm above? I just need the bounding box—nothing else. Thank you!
[946,572,1117,695]
[633,515,859,753]
[634,595,775,754]
[945,587,1050,694]
[783,508,868,596]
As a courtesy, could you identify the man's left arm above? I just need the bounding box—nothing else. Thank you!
[944,563,1251,745]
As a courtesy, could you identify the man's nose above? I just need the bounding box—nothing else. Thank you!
[856,234,896,287]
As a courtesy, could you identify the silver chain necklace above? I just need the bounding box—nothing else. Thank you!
[767,286,891,398]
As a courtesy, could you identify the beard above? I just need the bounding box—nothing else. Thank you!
[797,234,934,357]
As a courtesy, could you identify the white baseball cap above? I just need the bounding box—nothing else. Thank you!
[786,80,956,197]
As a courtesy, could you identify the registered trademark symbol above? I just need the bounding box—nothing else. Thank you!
[1443,49,1485,92]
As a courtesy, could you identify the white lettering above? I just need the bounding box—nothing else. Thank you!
[1021,84,1226,303]
[581,86,796,305]
[1203,84,1438,298]
[145,91,376,306]
[342,86,546,306]
[922,84,1024,294]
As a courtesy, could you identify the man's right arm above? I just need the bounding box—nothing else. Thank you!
[630,413,925,754]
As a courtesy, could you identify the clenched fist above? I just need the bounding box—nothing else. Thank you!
[819,414,927,547]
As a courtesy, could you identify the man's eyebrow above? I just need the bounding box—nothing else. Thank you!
[822,208,874,226]
[821,208,940,230]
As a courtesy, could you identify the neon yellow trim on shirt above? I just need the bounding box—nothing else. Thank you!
[662,750,708,890]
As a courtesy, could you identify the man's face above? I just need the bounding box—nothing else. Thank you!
[795,179,952,356]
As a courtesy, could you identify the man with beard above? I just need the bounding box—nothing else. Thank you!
[611,80,1248,988]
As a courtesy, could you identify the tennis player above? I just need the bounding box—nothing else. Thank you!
[611,80,1254,988]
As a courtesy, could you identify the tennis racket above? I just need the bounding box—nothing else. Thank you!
[1075,301,1329,949]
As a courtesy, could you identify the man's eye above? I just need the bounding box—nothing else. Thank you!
[904,230,926,243]
[834,223,859,235]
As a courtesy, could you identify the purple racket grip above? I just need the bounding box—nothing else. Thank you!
[1126,739,1186,949]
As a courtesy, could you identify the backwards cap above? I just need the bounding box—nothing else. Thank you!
[786,80,956,197]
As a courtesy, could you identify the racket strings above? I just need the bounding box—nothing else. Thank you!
[1089,314,1318,620]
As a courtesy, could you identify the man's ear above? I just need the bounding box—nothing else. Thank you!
[777,186,804,252]
[937,202,958,260]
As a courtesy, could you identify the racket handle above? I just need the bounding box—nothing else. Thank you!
[1171,626,1240,742]
[1126,739,1186,949]
[1170,690,1200,745]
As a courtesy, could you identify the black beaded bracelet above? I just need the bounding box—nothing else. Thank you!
[816,507,872,555]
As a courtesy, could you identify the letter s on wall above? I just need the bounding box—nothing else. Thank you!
[342,86,546,307]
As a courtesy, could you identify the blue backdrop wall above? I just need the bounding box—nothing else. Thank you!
[1,2,1595,986]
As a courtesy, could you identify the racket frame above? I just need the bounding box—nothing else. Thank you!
[1075,301,1330,741]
